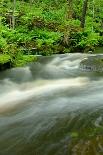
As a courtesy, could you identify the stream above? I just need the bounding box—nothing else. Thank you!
[0,53,103,155]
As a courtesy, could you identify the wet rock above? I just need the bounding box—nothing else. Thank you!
[79,55,103,72]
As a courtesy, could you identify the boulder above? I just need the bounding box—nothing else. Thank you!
[79,55,103,72]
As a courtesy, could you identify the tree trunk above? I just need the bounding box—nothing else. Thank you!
[81,0,88,28]
[12,0,16,29]
[92,0,94,32]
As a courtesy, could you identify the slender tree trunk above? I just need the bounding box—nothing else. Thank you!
[92,0,95,32]
[80,0,88,28]
[12,0,16,29]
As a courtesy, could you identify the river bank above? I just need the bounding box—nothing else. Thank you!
[0,46,103,71]
[0,54,37,71]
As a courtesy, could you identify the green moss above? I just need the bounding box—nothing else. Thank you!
[71,132,79,138]
[15,55,37,67]
[0,54,11,64]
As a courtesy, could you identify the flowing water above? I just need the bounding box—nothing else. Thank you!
[0,53,103,155]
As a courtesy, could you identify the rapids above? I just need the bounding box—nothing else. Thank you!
[0,53,103,155]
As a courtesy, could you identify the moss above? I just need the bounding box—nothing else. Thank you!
[0,54,11,64]
[0,54,11,71]
[0,54,37,70]
[71,132,79,138]
[14,55,37,67]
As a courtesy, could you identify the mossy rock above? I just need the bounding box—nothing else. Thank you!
[14,55,37,67]
[0,54,11,71]
[80,55,103,72]
[0,54,11,64]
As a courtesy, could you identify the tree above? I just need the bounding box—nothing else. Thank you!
[81,0,88,28]
[12,0,16,29]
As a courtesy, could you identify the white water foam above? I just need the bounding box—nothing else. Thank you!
[0,77,89,112]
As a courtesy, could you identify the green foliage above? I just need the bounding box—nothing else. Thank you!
[0,37,7,52]
[0,0,103,70]
[35,29,62,48]
[86,32,100,46]
[78,32,100,48]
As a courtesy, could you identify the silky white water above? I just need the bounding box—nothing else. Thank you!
[0,53,103,155]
